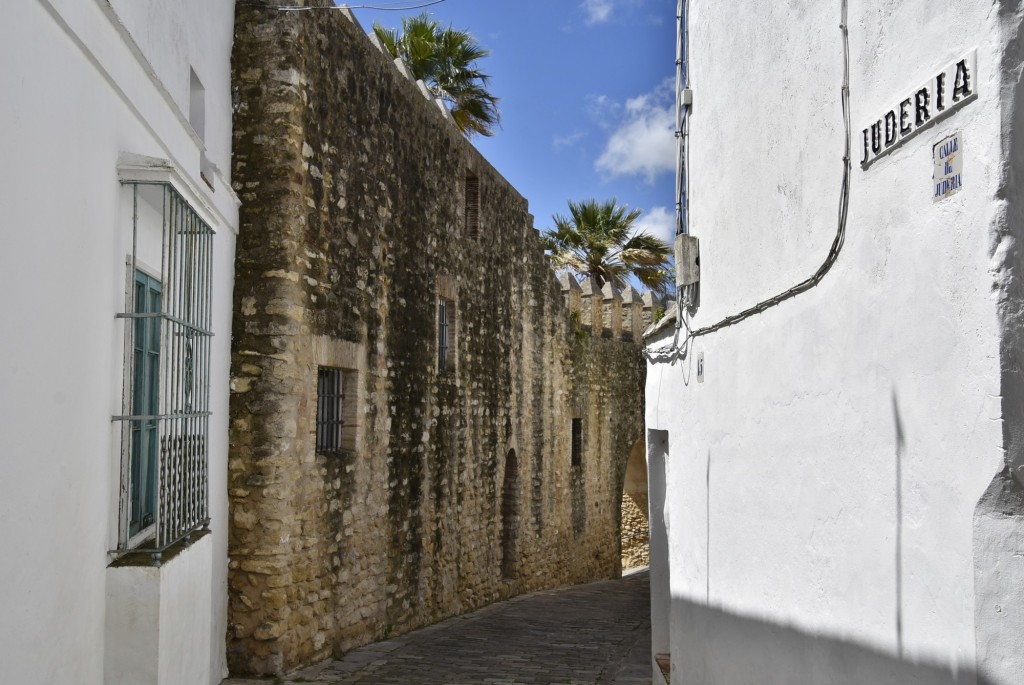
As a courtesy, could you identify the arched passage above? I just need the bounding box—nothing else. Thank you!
[620,438,649,569]
[500,449,519,578]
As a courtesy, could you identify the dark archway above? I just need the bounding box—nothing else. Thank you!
[501,449,519,578]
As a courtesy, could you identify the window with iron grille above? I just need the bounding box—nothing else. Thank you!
[438,297,458,373]
[571,418,583,467]
[465,173,480,238]
[316,367,344,453]
[115,181,213,556]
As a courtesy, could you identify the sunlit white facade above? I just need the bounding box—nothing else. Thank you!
[0,1,238,683]
[646,1,1024,684]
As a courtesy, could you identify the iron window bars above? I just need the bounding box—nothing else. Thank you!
[438,298,450,372]
[114,182,214,558]
[316,367,345,453]
[465,173,480,238]
[571,418,583,467]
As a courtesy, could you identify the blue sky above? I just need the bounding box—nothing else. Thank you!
[346,0,678,247]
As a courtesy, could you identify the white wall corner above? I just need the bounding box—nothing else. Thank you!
[974,472,1024,685]
[104,533,215,685]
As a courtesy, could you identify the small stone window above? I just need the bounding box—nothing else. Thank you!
[316,366,357,453]
[316,367,343,452]
[436,275,458,374]
[571,418,583,467]
[465,172,480,238]
[438,298,456,373]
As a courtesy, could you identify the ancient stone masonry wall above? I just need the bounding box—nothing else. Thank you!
[228,3,649,676]
[620,494,650,569]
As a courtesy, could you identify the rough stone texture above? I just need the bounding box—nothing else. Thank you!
[620,439,649,570]
[620,493,650,570]
[228,3,646,676]
[222,571,652,685]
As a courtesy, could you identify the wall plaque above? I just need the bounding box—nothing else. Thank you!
[933,131,963,201]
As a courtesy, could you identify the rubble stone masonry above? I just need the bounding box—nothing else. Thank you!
[228,2,650,676]
[620,494,650,570]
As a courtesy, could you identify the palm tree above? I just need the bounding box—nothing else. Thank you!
[373,14,500,137]
[540,199,673,294]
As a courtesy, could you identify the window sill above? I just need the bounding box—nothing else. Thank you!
[109,527,210,568]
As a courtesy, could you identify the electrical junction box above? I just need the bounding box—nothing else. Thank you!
[675,234,700,287]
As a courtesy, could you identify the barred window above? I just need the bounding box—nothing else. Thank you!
[129,270,162,538]
[438,297,457,373]
[316,367,344,453]
[315,364,358,454]
[438,299,450,372]
[115,181,213,556]
[571,418,583,467]
[465,172,480,238]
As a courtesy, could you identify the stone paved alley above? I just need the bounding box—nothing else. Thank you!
[224,569,652,685]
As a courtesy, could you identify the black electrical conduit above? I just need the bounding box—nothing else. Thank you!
[238,1,448,11]
[648,0,852,361]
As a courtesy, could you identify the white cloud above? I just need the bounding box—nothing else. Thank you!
[586,94,620,129]
[594,81,675,184]
[553,131,586,149]
[635,206,675,246]
[581,0,614,25]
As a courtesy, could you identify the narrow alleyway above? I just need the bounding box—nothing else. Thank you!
[225,569,652,685]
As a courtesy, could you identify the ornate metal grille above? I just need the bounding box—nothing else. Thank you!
[115,182,213,557]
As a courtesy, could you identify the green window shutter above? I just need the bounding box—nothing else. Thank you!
[129,270,161,538]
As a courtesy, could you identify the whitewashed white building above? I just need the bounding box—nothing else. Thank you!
[645,1,1024,684]
[0,1,238,684]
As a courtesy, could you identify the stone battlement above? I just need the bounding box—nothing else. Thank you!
[558,273,664,341]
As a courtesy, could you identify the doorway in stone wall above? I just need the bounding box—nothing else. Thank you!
[501,449,519,578]
[620,438,649,569]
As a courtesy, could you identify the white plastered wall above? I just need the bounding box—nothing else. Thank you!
[0,1,237,683]
[646,0,1012,683]
[105,534,215,685]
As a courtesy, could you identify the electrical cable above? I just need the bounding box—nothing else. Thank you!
[647,0,852,363]
[239,1,447,11]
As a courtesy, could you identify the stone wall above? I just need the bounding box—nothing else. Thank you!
[620,494,650,569]
[620,439,649,569]
[227,3,648,675]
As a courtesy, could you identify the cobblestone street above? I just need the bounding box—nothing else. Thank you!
[224,569,652,685]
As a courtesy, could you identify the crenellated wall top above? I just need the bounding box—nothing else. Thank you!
[560,275,663,342]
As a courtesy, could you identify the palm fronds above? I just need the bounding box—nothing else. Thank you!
[541,199,673,294]
[373,14,500,137]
